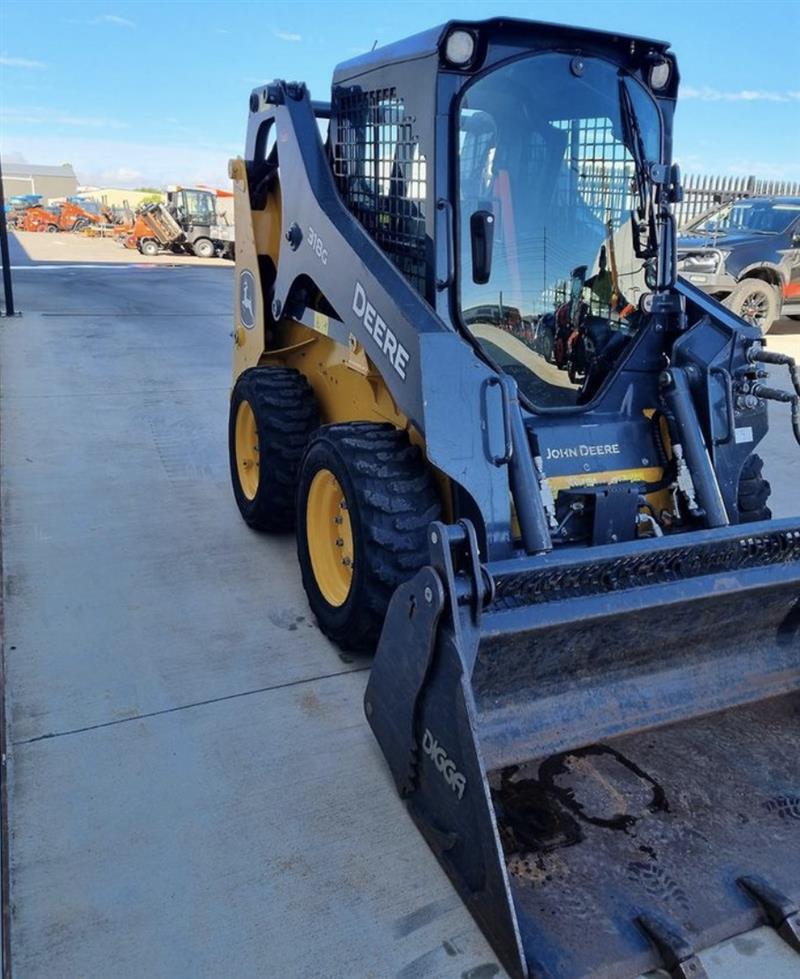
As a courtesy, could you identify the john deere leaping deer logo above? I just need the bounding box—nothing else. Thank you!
[239,270,256,329]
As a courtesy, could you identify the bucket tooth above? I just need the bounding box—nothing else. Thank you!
[738,876,800,954]
[636,914,709,979]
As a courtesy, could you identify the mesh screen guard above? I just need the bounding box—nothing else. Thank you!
[332,88,428,295]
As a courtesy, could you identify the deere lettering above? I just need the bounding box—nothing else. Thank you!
[352,282,410,380]
[422,728,466,800]
[545,443,622,461]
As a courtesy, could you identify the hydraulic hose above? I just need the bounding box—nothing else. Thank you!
[748,347,800,448]
[752,384,800,448]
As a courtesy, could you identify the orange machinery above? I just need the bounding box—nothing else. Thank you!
[57,201,102,232]
[17,206,61,233]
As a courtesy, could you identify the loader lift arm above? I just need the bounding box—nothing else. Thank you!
[239,80,551,557]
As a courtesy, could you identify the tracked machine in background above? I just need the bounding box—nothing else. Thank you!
[228,19,800,979]
[5,195,47,229]
[7,195,116,234]
[54,197,116,232]
[14,201,61,232]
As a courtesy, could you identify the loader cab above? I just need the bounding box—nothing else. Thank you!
[331,20,679,411]
[165,186,217,228]
[456,52,665,408]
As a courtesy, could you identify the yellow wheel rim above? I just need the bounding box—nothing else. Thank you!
[306,468,354,607]
[235,399,260,500]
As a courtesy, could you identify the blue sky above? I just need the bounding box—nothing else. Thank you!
[1,0,798,188]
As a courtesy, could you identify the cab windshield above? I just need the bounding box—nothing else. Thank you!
[458,54,662,408]
[182,190,216,224]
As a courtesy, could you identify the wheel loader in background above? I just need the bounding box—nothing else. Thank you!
[227,18,800,979]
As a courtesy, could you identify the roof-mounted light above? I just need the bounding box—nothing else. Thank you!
[444,29,476,67]
[649,59,671,91]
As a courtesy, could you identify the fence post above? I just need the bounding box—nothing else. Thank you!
[0,155,18,318]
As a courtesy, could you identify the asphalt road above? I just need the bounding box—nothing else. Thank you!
[1,250,799,979]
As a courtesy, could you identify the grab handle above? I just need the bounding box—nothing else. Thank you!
[485,375,513,466]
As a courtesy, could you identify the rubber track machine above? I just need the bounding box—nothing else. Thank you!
[228,19,800,979]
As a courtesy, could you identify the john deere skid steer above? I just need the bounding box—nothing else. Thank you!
[228,19,800,978]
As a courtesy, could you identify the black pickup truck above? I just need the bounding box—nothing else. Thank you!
[677,195,800,332]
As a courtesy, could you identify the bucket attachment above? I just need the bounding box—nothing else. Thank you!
[365,519,800,979]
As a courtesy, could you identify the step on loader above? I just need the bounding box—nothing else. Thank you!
[227,18,800,978]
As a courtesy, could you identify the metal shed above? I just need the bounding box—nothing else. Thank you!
[1,161,79,202]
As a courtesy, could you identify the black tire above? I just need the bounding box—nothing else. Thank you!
[229,367,319,531]
[140,239,159,257]
[297,423,441,652]
[72,218,88,232]
[737,453,772,523]
[46,224,58,233]
[193,238,215,259]
[724,279,781,334]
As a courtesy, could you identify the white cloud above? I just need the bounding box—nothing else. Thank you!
[58,114,129,130]
[721,159,800,182]
[675,153,800,183]
[682,85,800,103]
[0,54,47,69]
[91,14,136,28]
[674,152,710,173]
[274,30,302,42]
[97,165,145,184]
[3,133,237,190]
[2,105,127,130]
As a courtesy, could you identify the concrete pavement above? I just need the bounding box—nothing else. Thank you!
[0,257,503,979]
[8,229,233,267]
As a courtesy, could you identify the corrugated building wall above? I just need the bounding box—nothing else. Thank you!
[2,162,79,202]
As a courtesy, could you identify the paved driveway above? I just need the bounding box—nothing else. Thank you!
[0,259,502,979]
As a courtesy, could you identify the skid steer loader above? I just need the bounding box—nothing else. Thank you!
[228,18,800,978]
